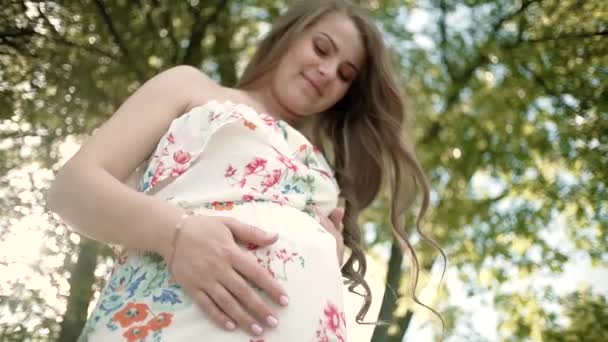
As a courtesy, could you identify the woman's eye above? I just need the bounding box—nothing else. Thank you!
[314,43,328,56]
[339,72,351,82]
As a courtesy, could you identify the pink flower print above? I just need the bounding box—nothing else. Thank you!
[324,303,341,333]
[225,165,237,177]
[261,169,282,190]
[299,144,308,152]
[173,150,191,164]
[244,157,267,175]
[161,146,169,157]
[209,111,221,122]
[318,169,332,179]
[261,114,277,127]
[315,302,346,342]
[275,248,298,263]
[277,153,298,172]
[313,145,321,153]
[238,178,247,188]
[242,194,254,202]
[271,194,289,204]
[150,160,165,187]
[170,164,187,177]
[167,132,175,144]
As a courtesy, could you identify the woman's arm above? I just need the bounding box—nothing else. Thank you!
[46,66,287,337]
[47,65,202,256]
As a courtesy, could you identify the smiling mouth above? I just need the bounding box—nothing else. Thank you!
[302,74,322,97]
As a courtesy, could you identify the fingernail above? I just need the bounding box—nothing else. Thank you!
[259,229,275,237]
[251,323,264,335]
[225,321,236,331]
[280,295,289,306]
[266,315,278,328]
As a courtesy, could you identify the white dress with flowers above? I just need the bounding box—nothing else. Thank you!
[79,100,348,342]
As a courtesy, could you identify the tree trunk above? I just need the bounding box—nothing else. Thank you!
[388,310,414,342]
[371,240,404,342]
[57,238,100,342]
[211,8,237,86]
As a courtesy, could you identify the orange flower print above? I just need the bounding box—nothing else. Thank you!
[113,302,149,328]
[243,119,257,130]
[122,325,149,342]
[147,312,173,331]
[324,303,341,333]
[244,157,267,175]
[211,201,234,211]
[173,150,192,164]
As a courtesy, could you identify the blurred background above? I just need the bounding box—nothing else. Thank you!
[0,0,606,341]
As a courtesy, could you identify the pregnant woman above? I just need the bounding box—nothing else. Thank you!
[47,0,441,341]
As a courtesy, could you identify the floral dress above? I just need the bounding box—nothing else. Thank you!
[79,100,347,342]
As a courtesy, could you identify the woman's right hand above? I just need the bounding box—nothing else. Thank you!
[163,214,287,337]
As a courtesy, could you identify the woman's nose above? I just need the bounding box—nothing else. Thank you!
[317,60,338,79]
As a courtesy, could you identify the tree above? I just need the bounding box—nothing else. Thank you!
[542,290,608,342]
[1,0,606,341]
[1,0,286,339]
[369,0,607,339]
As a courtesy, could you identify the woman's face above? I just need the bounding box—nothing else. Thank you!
[270,13,366,122]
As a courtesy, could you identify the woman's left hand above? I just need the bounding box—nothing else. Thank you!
[316,207,345,265]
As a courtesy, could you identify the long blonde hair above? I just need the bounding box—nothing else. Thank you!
[237,0,445,325]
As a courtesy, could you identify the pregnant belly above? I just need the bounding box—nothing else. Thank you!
[87,201,346,342]
[192,201,339,265]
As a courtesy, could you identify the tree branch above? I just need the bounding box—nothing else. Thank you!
[150,0,180,64]
[36,7,118,60]
[0,28,36,38]
[442,0,538,113]
[523,30,608,43]
[438,0,453,82]
[92,0,145,81]
[182,0,229,66]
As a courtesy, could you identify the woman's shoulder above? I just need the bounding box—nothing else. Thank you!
[165,67,255,117]
[159,65,225,113]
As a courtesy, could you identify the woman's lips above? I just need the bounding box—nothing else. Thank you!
[301,74,322,97]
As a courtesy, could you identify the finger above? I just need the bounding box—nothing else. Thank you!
[329,207,345,232]
[233,250,289,308]
[208,284,265,337]
[221,270,279,329]
[223,217,278,246]
[313,206,336,232]
[192,289,236,332]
